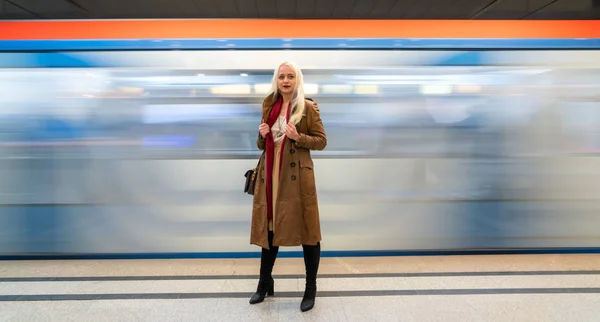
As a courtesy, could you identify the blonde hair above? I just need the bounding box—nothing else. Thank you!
[268,61,305,125]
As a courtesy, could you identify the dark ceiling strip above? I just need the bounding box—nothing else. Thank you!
[232,0,240,17]
[519,0,560,19]
[400,0,420,19]
[5,0,43,18]
[62,0,93,17]
[189,0,201,14]
[365,0,379,17]
[211,0,222,17]
[469,0,501,18]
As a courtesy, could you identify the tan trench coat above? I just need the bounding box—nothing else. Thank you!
[250,94,327,249]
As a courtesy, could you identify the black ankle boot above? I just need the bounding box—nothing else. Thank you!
[249,277,274,304]
[300,285,316,312]
[301,242,320,312]
[250,232,279,305]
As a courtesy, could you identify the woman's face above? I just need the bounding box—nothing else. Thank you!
[277,64,296,96]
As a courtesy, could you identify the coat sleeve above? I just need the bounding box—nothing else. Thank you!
[256,101,268,150]
[257,133,266,150]
[295,101,327,151]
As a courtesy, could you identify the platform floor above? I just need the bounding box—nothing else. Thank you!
[1,254,600,321]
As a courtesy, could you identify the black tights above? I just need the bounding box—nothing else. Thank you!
[260,231,321,287]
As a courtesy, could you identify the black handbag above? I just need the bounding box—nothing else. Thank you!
[244,163,259,195]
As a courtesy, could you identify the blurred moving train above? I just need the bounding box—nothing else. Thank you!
[1,20,600,258]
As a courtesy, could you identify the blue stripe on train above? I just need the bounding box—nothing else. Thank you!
[0,38,599,52]
[2,248,600,260]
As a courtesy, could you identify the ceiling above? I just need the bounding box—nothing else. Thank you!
[0,0,598,20]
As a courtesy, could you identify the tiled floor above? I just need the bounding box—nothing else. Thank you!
[1,254,600,321]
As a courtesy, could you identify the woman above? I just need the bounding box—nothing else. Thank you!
[249,61,327,312]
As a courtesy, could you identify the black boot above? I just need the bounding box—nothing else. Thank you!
[300,242,320,312]
[250,231,279,305]
[249,276,274,304]
[300,285,317,312]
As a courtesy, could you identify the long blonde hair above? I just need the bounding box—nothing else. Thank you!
[268,61,306,125]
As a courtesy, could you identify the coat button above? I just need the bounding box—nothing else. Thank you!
[261,178,264,183]
[291,162,296,167]
[290,149,296,154]
[291,175,296,180]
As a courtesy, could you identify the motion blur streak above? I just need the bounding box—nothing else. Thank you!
[1,49,599,256]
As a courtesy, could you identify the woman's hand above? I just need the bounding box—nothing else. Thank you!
[285,122,300,141]
[259,120,270,138]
